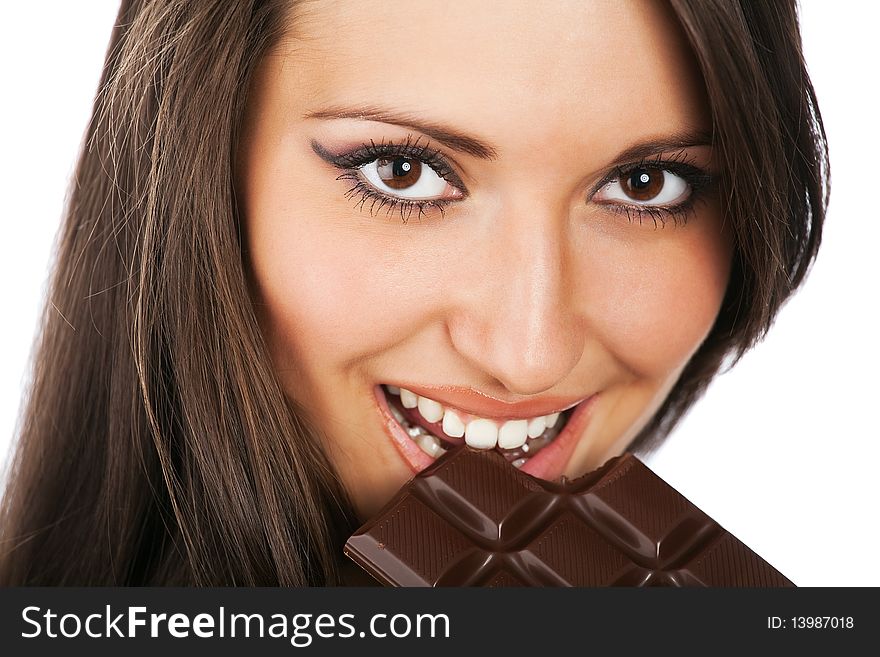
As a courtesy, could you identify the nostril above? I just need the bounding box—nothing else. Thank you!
[444,246,584,396]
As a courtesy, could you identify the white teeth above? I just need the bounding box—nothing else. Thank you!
[465,418,498,449]
[511,457,528,469]
[497,419,528,449]
[415,433,446,458]
[417,395,444,423]
[388,386,569,454]
[442,409,465,438]
[389,402,405,424]
[406,424,426,439]
[527,415,547,438]
[400,388,418,409]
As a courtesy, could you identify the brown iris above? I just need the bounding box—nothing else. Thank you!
[621,167,664,201]
[376,157,422,190]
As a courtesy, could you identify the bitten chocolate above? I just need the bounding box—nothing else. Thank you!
[344,446,793,586]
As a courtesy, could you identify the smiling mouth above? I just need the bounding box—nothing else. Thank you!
[379,384,575,469]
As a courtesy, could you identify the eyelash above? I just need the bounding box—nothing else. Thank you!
[322,135,461,223]
[596,151,714,228]
[322,136,713,227]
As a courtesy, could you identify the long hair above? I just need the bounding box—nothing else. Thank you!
[0,0,827,584]
[631,0,828,450]
[0,0,354,585]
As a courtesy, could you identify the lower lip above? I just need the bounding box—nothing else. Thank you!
[372,385,599,481]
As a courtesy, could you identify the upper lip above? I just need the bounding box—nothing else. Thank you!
[386,383,588,420]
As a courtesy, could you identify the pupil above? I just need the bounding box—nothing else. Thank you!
[623,166,664,201]
[377,156,422,189]
[632,170,652,189]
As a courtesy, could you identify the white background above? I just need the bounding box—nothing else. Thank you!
[1,2,877,586]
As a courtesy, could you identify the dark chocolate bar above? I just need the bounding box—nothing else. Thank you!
[344,446,793,586]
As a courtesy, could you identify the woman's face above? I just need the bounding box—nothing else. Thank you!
[239,0,733,518]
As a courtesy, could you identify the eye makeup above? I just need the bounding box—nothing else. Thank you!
[591,151,714,228]
[310,135,714,227]
[311,136,465,222]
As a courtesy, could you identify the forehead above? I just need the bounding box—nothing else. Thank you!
[275,0,709,157]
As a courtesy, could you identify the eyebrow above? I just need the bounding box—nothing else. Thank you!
[304,105,498,160]
[305,104,712,165]
[608,131,714,166]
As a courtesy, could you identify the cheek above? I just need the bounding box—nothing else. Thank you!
[246,202,433,373]
[240,131,447,382]
[580,221,732,377]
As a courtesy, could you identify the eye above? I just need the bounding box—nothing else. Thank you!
[359,156,463,201]
[595,166,691,207]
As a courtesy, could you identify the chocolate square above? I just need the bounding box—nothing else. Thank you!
[344,446,793,587]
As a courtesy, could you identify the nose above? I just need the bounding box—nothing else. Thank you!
[445,196,584,396]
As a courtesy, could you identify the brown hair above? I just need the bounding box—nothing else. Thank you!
[629,0,828,450]
[0,0,354,585]
[0,0,827,584]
